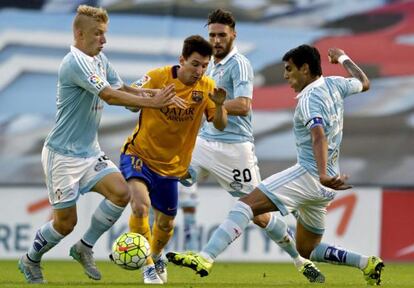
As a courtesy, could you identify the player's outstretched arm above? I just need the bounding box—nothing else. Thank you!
[328,48,370,91]
[121,85,188,110]
[209,87,228,131]
[99,84,176,108]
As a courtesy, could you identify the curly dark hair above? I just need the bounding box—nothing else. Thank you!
[207,9,235,29]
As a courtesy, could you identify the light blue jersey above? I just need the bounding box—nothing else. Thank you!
[199,47,254,143]
[294,76,362,177]
[45,46,122,157]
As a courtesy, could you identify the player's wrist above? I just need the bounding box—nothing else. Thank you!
[338,55,350,65]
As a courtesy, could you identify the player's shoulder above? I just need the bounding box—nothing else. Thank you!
[131,65,172,88]
[227,52,253,76]
[231,52,252,67]
[59,52,81,74]
[199,74,216,89]
[325,75,346,83]
[147,65,173,79]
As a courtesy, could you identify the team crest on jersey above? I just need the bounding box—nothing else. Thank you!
[94,161,108,172]
[230,181,243,191]
[88,74,105,90]
[192,91,203,103]
[132,75,151,88]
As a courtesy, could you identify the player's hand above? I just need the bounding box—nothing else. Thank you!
[150,84,176,108]
[170,96,188,109]
[319,174,352,190]
[209,87,227,106]
[328,48,346,64]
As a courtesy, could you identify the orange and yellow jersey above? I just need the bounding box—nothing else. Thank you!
[121,65,217,178]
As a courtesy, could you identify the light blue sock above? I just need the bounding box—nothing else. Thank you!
[27,221,64,262]
[83,199,124,246]
[202,201,253,260]
[264,213,299,259]
[310,242,368,269]
[183,212,198,251]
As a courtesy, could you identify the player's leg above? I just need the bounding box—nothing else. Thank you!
[254,213,305,267]
[298,207,384,285]
[149,175,180,284]
[178,137,209,251]
[118,154,163,284]
[70,153,128,280]
[179,183,199,251]
[19,207,75,284]
[19,147,80,283]
[128,179,153,256]
[200,141,313,274]
[167,187,276,276]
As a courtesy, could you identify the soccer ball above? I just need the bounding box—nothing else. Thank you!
[110,232,150,270]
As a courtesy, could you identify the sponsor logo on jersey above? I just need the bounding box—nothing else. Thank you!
[88,74,105,90]
[160,107,195,122]
[191,91,203,103]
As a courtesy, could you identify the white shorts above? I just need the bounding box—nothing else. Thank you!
[258,164,337,235]
[179,137,260,207]
[41,146,120,209]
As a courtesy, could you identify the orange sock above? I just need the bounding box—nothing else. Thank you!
[151,223,174,257]
[129,214,154,265]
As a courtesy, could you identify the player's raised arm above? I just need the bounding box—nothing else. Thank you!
[328,48,370,91]
[209,87,228,131]
[99,83,176,108]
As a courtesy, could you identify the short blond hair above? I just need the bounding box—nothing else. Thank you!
[74,5,108,29]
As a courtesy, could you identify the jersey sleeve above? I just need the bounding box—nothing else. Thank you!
[332,76,363,99]
[68,56,110,95]
[131,70,159,89]
[299,93,326,129]
[105,60,123,89]
[231,57,254,99]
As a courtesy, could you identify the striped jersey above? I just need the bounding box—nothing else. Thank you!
[199,46,254,143]
[44,46,123,157]
[122,65,217,178]
[294,76,363,177]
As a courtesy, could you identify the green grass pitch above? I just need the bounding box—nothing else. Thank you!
[1,260,413,287]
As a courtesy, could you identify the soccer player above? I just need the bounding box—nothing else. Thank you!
[168,45,385,285]
[18,5,179,284]
[121,35,227,284]
[177,9,323,282]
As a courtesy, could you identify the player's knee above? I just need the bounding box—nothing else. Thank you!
[130,201,150,217]
[156,218,175,232]
[108,184,130,207]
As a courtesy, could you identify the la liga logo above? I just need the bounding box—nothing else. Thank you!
[88,74,105,89]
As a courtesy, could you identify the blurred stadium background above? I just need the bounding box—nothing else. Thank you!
[0,0,413,266]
